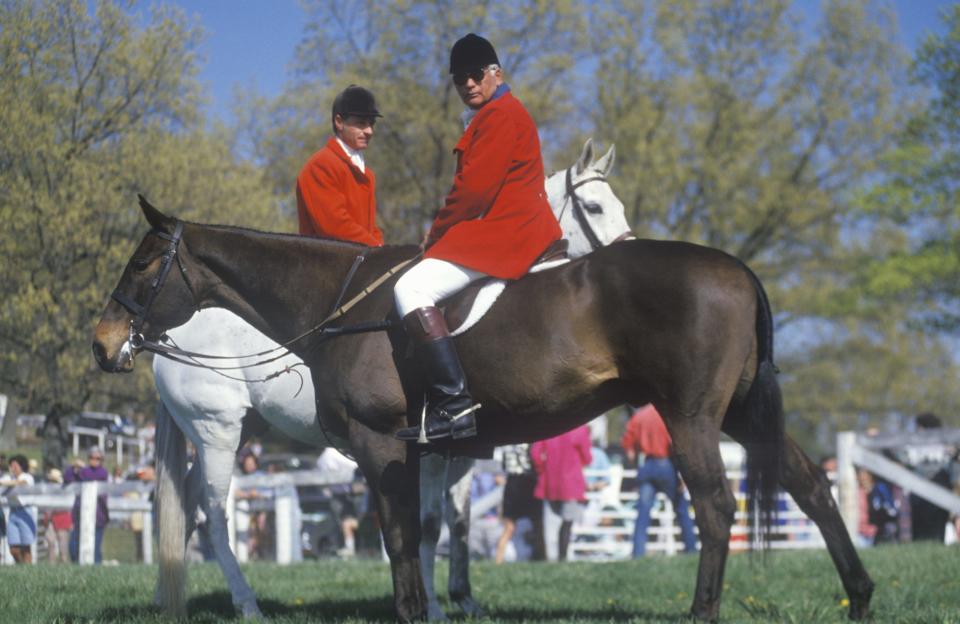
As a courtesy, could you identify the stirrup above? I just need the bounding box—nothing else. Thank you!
[395,401,481,444]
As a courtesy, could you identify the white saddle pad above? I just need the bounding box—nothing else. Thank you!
[449,258,570,337]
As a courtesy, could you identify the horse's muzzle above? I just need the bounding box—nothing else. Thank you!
[92,321,136,373]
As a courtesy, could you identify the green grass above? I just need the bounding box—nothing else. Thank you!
[1,543,959,622]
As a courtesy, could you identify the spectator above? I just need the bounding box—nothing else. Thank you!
[235,450,271,560]
[908,413,952,542]
[44,468,72,563]
[531,425,592,561]
[867,473,899,545]
[495,444,544,563]
[468,470,503,559]
[65,446,110,563]
[1,454,37,563]
[316,447,363,558]
[622,404,697,557]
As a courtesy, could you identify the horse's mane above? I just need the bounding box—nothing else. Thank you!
[184,220,418,257]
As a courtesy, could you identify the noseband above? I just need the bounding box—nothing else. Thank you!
[110,220,197,347]
[561,167,633,251]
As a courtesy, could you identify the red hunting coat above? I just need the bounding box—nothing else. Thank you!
[296,138,384,246]
[425,91,561,279]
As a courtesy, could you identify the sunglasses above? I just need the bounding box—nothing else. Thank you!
[453,65,496,86]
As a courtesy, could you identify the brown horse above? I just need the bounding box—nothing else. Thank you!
[93,198,874,622]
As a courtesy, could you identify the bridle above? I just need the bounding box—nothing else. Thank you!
[559,167,634,252]
[111,221,199,350]
[109,220,411,384]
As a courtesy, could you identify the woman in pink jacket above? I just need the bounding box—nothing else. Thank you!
[531,425,592,561]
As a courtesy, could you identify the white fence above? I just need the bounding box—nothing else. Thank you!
[1,481,153,565]
[1,469,356,567]
[68,425,151,467]
[836,429,960,539]
[567,442,825,560]
[18,436,920,566]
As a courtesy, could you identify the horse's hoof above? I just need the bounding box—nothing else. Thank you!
[239,602,264,619]
[455,596,486,618]
[847,580,874,620]
[426,601,449,621]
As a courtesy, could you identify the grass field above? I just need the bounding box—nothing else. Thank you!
[1,543,958,623]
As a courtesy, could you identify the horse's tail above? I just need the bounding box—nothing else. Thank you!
[739,264,784,551]
[155,400,187,617]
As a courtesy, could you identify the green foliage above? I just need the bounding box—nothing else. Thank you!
[0,0,283,416]
[1,544,959,622]
[854,4,960,332]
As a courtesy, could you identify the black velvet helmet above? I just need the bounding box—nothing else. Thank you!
[331,85,382,132]
[449,33,500,74]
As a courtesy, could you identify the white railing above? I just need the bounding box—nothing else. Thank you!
[1,469,357,566]
[836,429,960,539]
[68,425,150,467]
[567,459,827,561]
[1,481,153,565]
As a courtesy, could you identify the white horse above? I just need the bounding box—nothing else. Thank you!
[153,138,630,619]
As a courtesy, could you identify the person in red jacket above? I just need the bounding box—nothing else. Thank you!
[296,85,384,246]
[394,34,562,443]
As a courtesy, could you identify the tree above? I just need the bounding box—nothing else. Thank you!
[855,4,960,333]
[0,0,281,419]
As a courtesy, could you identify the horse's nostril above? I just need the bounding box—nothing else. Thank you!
[92,341,108,366]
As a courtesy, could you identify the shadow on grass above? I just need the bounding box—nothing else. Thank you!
[83,592,689,622]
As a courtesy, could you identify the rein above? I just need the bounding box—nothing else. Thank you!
[112,221,417,378]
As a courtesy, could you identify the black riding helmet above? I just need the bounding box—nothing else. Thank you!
[449,33,499,74]
[331,85,382,134]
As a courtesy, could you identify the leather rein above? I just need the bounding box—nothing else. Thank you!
[111,221,415,387]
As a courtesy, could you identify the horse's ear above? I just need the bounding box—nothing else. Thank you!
[575,138,594,175]
[138,194,174,232]
[594,143,616,177]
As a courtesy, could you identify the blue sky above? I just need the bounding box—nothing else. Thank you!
[156,0,957,124]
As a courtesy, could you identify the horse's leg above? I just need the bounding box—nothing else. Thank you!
[666,414,736,622]
[351,420,427,623]
[778,434,874,619]
[445,455,484,617]
[182,460,204,545]
[197,441,262,618]
[419,452,449,621]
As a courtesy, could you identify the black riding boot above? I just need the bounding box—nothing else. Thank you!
[395,306,480,443]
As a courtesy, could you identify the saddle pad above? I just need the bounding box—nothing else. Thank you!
[448,257,570,337]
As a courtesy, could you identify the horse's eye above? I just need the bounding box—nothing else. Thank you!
[583,202,603,215]
[131,258,150,271]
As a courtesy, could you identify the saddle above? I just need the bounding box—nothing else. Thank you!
[442,238,569,335]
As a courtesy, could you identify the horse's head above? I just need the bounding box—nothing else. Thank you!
[92,196,199,372]
[547,138,634,258]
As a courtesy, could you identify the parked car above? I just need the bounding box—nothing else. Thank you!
[71,411,137,437]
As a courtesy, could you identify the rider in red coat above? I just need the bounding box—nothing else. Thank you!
[296,86,385,246]
[394,34,561,443]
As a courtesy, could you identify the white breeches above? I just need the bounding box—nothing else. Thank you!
[394,258,486,317]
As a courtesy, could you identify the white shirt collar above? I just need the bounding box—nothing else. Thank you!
[335,137,365,173]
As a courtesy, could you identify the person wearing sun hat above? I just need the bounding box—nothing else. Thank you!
[393,33,561,443]
[296,85,385,246]
[64,445,110,563]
